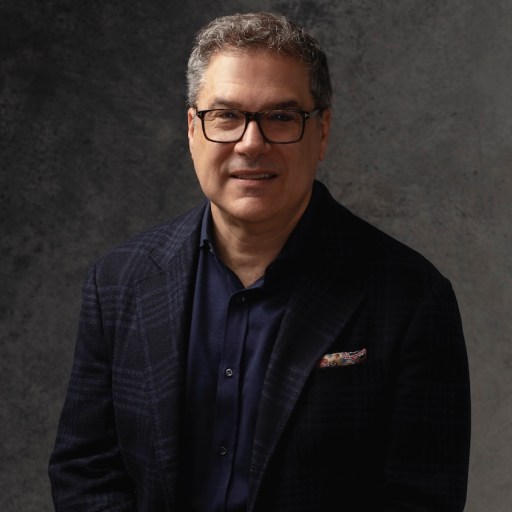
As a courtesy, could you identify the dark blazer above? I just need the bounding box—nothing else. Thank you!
[49,182,470,511]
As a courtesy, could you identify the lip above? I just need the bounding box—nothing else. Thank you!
[229,170,278,181]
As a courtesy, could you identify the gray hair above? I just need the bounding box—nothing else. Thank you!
[186,12,332,109]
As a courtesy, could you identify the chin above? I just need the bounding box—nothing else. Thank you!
[232,208,275,225]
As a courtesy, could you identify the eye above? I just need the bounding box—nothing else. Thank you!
[211,110,243,121]
[266,110,300,123]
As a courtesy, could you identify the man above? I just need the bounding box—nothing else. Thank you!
[49,12,471,512]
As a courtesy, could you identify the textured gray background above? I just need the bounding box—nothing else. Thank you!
[1,0,511,510]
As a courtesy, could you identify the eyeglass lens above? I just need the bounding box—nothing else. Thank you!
[201,110,305,143]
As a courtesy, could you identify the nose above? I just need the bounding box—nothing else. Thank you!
[234,118,270,156]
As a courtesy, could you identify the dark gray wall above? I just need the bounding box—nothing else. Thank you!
[1,0,510,510]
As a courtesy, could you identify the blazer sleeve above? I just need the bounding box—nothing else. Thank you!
[383,277,471,511]
[48,264,136,512]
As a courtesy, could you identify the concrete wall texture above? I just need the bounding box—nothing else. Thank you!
[1,0,510,510]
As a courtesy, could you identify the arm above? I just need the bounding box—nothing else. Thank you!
[384,278,471,511]
[49,264,136,511]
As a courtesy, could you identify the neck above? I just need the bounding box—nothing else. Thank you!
[210,204,307,288]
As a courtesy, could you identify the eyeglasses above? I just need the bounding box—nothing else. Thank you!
[194,108,322,144]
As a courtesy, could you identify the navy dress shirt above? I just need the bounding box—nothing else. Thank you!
[182,189,319,512]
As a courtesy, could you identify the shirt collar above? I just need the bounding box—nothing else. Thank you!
[272,181,322,266]
[199,203,215,251]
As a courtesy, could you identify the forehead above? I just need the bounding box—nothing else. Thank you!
[197,50,313,109]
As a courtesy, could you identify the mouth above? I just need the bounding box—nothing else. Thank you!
[231,172,277,180]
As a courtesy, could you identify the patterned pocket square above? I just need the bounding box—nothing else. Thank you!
[316,348,367,368]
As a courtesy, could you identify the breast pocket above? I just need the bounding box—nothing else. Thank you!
[295,358,392,439]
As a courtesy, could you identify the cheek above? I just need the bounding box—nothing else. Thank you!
[192,144,227,184]
[292,142,321,177]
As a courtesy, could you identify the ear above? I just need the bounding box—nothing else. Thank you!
[318,108,331,162]
[187,108,197,153]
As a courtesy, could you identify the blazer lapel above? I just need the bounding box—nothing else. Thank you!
[135,207,203,507]
[248,231,368,511]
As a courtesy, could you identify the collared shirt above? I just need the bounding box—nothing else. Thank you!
[181,186,320,512]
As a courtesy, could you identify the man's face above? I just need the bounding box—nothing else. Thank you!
[188,50,331,231]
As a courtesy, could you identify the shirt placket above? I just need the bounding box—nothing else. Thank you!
[211,290,250,507]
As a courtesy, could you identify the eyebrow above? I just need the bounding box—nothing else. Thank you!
[206,98,303,111]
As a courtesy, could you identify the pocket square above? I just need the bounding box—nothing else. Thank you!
[316,348,367,368]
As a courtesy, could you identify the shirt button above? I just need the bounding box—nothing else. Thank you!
[219,446,228,456]
[236,295,246,304]
[225,368,234,378]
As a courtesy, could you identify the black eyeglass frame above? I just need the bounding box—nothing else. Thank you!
[194,108,323,144]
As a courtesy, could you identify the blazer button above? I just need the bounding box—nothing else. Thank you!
[225,368,234,377]
[219,446,228,456]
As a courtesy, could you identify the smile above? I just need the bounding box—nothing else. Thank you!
[232,174,276,180]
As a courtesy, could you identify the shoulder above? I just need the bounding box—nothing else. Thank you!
[91,203,206,287]
[314,181,450,295]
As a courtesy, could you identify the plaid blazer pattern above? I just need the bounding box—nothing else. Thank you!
[49,182,470,511]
